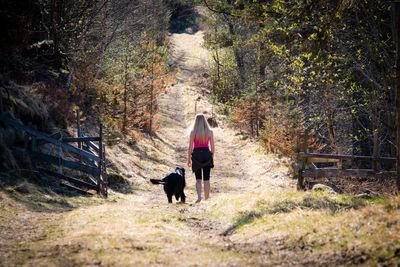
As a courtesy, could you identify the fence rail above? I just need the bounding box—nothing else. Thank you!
[62,137,101,143]
[38,168,98,191]
[2,116,101,162]
[0,88,107,197]
[297,152,396,190]
[299,152,396,162]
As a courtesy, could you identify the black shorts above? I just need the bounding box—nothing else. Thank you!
[195,167,211,181]
[191,147,214,173]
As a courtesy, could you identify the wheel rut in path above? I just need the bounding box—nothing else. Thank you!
[146,30,239,232]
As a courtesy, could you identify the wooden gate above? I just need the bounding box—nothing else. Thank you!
[297,152,396,190]
[0,89,107,197]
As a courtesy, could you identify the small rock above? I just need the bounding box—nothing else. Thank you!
[14,182,36,194]
[354,193,372,199]
[311,184,337,194]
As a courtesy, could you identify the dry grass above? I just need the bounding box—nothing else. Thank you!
[203,190,400,265]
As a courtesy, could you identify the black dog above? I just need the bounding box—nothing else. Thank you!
[150,167,186,203]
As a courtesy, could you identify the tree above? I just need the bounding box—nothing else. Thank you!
[199,0,395,160]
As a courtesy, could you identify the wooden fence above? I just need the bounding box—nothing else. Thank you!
[297,152,396,190]
[0,88,107,197]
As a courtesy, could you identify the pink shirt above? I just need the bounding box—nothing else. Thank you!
[193,135,210,149]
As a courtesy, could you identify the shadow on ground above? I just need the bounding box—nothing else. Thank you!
[0,172,77,213]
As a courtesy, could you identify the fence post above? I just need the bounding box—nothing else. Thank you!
[97,123,103,194]
[337,159,343,169]
[297,130,309,190]
[337,147,343,169]
[103,146,106,172]
[102,145,107,190]
[76,109,81,149]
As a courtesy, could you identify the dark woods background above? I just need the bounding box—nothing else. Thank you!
[0,0,189,136]
[0,0,396,170]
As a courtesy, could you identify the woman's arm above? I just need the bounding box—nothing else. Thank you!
[188,131,194,167]
[210,131,215,155]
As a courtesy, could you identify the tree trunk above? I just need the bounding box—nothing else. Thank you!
[326,76,338,154]
[122,54,128,134]
[394,2,400,190]
[149,48,154,133]
[226,21,245,91]
[372,88,379,170]
[373,128,379,170]
[215,48,220,94]
[326,40,338,154]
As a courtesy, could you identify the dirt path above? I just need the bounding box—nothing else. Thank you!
[1,30,293,266]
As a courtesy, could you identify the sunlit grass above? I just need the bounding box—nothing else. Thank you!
[22,193,246,266]
[205,188,400,264]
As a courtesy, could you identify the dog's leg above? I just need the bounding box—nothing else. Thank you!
[167,194,173,203]
[180,191,186,203]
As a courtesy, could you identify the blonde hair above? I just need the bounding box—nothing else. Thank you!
[191,114,212,143]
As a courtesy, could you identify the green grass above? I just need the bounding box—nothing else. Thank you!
[208,189,400,265]
[0,202,17,220]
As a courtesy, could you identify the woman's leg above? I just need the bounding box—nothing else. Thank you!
[195,169,202,202]
[196,180,202,202]
[204,181,210,200]
[203,167,211,200]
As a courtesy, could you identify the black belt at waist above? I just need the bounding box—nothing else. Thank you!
[193,147,210,152]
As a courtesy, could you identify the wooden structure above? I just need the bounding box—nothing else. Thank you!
[297,152,396,190]
[0,89,107,197]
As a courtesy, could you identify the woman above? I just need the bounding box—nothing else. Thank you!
[188,114,215,203]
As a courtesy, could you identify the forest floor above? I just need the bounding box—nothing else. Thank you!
[1,27,400,266]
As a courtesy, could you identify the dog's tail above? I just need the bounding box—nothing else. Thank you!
[150,179,166,185]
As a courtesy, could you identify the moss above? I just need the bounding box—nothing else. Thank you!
[107,172,129,185]
[107,172,137,194]
[0,204,17,220]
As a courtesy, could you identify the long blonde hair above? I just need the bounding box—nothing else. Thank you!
[191,114,212,143]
